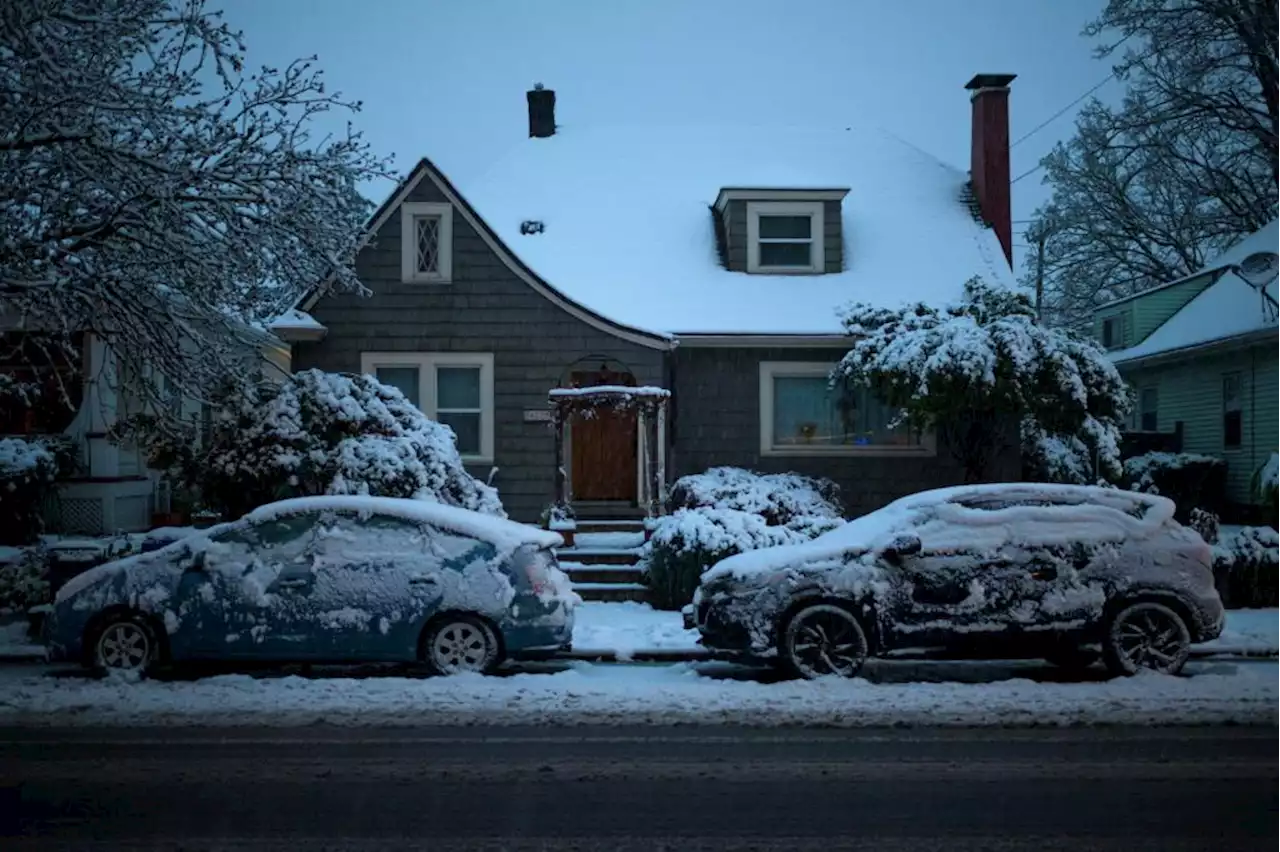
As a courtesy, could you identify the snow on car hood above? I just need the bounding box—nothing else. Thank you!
[702,483,1177,583]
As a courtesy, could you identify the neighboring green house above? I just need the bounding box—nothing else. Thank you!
[1093,219,1278,516]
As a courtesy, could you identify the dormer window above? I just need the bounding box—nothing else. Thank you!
[746,201,825,273]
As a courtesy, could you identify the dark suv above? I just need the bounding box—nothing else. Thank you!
[687,483,1224,679]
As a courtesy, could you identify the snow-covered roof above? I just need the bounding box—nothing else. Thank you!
[1111,219,1279,364]
[268,308,326,332]
[460,125,1015,336]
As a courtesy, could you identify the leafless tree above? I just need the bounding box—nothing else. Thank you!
[0,0,393,430]
[1023,0,1277,331]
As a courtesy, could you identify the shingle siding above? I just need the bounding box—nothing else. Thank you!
[292,174,664,522]
[1118,338,1277,507]
[670,346,1017,518]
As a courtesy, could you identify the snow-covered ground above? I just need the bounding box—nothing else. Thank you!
[0,657,1273,728]
[1199,608,1279,654]
[571,601,700,658]
[0,620,43,659]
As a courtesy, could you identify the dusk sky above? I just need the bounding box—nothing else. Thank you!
[219,0,1122,278]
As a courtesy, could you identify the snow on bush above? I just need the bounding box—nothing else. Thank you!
[0,437,59,546]
[666,466,843,524]
[1122,451,1227,522]
[836,278,1131,483]
[1253,453,1278,511]
[140,370,503,520]
[644,468,844,610]
[1212,526,1278,609]
[0,544,51,615]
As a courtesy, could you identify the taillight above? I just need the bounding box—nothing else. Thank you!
[513,545,554,595]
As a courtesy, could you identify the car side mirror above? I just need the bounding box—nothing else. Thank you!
[882,533,922,562]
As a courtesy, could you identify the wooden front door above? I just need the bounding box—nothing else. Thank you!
[569,369,638,502]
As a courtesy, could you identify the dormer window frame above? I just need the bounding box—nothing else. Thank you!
[746,200,825,274]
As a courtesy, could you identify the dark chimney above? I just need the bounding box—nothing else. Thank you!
[964,73,1016,267]
[527,83,556,138]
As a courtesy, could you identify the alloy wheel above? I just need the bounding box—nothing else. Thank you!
[428,619,495,674]
[784,604,868,679]
[1107,602,1190,676]
[95,620,154,671]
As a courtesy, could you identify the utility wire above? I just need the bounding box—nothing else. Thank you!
[1010,73,1118,149]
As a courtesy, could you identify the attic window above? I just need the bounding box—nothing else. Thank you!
[400,202,453,283]
[1100,315,1125,350]
[746,201,824,273]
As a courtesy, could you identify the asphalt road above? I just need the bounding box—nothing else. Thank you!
[0,725,1275,851]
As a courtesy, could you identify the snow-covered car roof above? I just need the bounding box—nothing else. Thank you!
[55,496,561,603]
[246,496,563,551]
[703,483,1176,583]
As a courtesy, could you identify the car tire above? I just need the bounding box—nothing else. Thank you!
[89,612,161,674]
[1102,601,1192,677]
[780,603,869,680]
[421,615,501,676]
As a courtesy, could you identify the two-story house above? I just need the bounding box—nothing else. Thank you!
[285,75,1021,524]
[1094,219,1279,514]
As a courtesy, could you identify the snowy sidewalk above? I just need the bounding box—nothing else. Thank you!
[0,658,1274,728]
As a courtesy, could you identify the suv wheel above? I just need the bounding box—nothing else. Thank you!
[1103,601,1191,677]
[780,603,868,680]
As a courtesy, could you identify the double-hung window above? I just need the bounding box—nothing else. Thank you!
[758,362,930,455]
[747,201,824,273]
[1139,386,1159,432]
[1222,372,1243,449]
[400,202,454,283]
[360,352,494,463]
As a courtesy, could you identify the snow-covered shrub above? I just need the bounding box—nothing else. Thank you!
[0,544,51,614]
[0,437,58,546]
[644,468,843,609]
[1212,526,1278,608]
[135,370,503,520]
[1252,453,1278,513]
[1022,418,1093,484]
[1188,508,1220,545]
[666,466,843,524]
[1122,451,1226,522]
[837,278,1131,482]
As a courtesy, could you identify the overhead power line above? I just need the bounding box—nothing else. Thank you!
[1011,73,1118,150]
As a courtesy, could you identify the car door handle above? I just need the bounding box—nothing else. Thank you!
[1030,566,1058,581]
[409,575,438,586]
[275,577,311,590]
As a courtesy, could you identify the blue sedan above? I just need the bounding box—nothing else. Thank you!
[44,496,577,675]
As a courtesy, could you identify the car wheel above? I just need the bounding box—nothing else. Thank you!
[780,603,868,680]
[1103,601,1191,677]
[91,613,159,674]
[422,615,501,676]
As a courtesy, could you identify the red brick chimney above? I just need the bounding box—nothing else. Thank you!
[965,73,1016,267]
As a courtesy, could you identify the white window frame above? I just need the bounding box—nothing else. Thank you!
[746,201,824,274]
[400,202,454,283]
[360,352,494,463]
[758,361,935,457]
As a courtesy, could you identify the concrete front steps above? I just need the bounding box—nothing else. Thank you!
[557,520,649,603]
